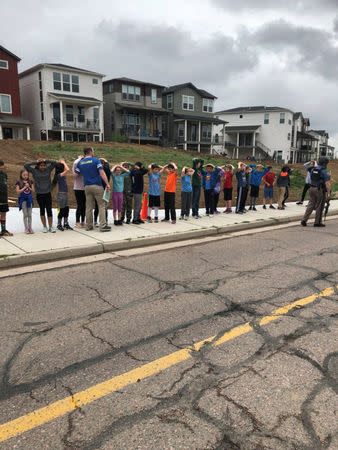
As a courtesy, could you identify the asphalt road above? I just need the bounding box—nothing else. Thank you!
[0,220,337,449]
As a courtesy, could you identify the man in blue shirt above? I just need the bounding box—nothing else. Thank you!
[74,147,111,232]
[301,157,331,227]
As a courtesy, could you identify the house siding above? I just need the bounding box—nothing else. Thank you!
[170,87,213,117]
[0,48,21,116]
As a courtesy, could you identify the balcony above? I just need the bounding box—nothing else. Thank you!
[119,127,164,143]
[52,118,100,132]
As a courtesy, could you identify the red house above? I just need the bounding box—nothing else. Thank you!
[0,45,31,140]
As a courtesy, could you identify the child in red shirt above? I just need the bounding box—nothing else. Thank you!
[223,164,234,213]
[262,166,276,209]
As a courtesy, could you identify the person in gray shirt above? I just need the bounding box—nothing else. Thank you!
[24,158,57,232]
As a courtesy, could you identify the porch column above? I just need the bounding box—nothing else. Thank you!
[198,121,201,153]
[252,132,256,157]
[0,125,2,140]
[236,132,239,159]
[26,126,31,141]
[210,122,214,154]
[60,100,64,141]
[222,124,225,152]
[184,119,187,150]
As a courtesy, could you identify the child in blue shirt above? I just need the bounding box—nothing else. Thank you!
[180,166,194,220]
[147,164,166,223]
[201,164,222,216]
[111,164,130,225]
[248,164,269,211]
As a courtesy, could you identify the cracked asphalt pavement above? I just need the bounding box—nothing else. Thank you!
[0,220,337,449]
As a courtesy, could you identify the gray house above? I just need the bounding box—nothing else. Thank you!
[162,82,227,153]
[103,77,169,144]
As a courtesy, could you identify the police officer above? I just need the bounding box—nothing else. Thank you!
[301,157,330,227]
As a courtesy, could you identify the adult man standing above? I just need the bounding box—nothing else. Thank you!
[74,147,111,232]
[301,157,330,228]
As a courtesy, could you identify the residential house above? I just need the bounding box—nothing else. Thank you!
[19,63,104,142]
[308,129,335,159]
[0,45,31,140]
[103,77,168,145]
[213,106,320,163]
[162,82,227,153]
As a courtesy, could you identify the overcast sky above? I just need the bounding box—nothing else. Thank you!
[2,0,338,149]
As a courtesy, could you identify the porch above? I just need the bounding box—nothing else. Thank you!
[292,131,318,162]
[0,115,31,140]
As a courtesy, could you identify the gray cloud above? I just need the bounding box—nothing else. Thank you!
[211,0,338,11]
[334,15,338,32]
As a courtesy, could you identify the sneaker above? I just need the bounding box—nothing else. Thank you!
[48,227,56,233]
[154,217,159,223]
[184,216,188,221]
[126,219,131,224]
[161,218,169,222]
[132,220,140,225]
[263,205,266,210]
[57,224,64,231]
[171,220,176,224]
[296,201,303,205]
[209,214,214,218]
[269,205,276,209]
[314,223,325,227]
[138,219,145,224]
[28,227,34,234]
[194,215,198,219]
[277,206,285,210]
[301,220,307,227]
[179,216,184,220]
[248,206,253,211]
[94,222,99,228]
[100,225,111,232]
[253,207,257,211]
[147,216,152,223]
[235,211,243,214]
[64,223,73,230]
[117,220,123,226]
[1,229,13,236]
[214,210,220,215]
[86,226,94,231]
[226,209,232,214]
[25,227,30,234]
[42,227,48,233]
[114,220,119,226]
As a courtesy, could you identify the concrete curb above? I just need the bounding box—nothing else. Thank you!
[0,211,337,269]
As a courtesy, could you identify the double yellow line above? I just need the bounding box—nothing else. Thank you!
[0,285,336,443]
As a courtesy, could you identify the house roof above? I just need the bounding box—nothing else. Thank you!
[48,93,102,103]
[115,102,169,114]
[216,106,293,115]
[103,77,165,88]
[19,63,104,78]
[163,82,216,99]
[224,125,261,132]
[173,114,227,124]
[293,112,302,120]
[0,45,21,61]
[297,131,318,140]
[0,115,31,125]
[309,129,329,137]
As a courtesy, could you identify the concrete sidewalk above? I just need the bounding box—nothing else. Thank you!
[0,200,337,268]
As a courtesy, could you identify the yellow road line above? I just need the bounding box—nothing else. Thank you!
[0,284,336,443]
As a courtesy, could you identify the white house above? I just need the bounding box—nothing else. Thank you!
[308,130,335,159]
[19,63,105,142]
[213,106,320,163]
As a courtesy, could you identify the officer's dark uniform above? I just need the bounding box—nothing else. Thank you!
[301,157,330,227]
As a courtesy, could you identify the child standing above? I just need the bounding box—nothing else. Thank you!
[16,169,35,234]
[121,162,133,224]
[24,158,57,232]
[180,167,194,220]
[277,166,292,210]
[201,164,221,217]
[72,155,86,228]
[0,160,13,236]
[262,166,276,209]
[235,162,250,214]
[53,159,72,231]
[147,164,165,223]
[163,163,178,224]
[248,164,269,211]
[223,164,234,213]
[213,166,225,214]
[111,164,130,225]
[192,158,204,219]
[130,162,147,224]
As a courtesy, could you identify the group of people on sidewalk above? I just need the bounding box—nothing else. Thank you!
[0,148,331,236]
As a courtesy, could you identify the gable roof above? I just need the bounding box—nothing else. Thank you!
[0,45,21,61]
[216,106,293,114]
[103,77,165,88]
[163,82,216,99]
[19,63,104,78]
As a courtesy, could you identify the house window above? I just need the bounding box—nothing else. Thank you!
[239,114,243,118]
[287,132,291,140]
[93,107,99,122]
[0,94,12,113]
[63,74,71,91]
[202,124,211,139]
[108,84,113,93]
[128,86,135,100]
[288,119,292,125]
[53,72,61,90]
[78,106,85,123]
[122,85,140,101]
[0,60,9,69]
[280,112,285,124]
[71,75,79,93]
[167,94,173,109]
[122,85,128,99]
[40,102,44,121]
[202,99,213,113]
[264,113,269,124]
[151,88,157,104]
[92,78,98,84]
[178,123,185,137]
[182,95,194,111]
[66,105,73,122]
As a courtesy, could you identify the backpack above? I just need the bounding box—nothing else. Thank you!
[310,167,323,185]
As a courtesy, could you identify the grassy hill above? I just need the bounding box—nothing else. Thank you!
[1,140,337,209]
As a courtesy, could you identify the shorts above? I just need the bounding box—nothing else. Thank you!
[148,194,160,207]
[57,192,68,209]
[0,203,9,213]
[264,187,273,199]
[223,188,233,201]
[250,185,260,198]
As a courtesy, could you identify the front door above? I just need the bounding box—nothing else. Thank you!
[3,128,13,139]
[53,103,61,124]
[191,124,197,141]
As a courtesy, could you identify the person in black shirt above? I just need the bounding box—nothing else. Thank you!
[130,162,147,224]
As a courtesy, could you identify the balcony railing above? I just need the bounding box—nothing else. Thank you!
[120,127,162,139]
[52,118,100,131]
